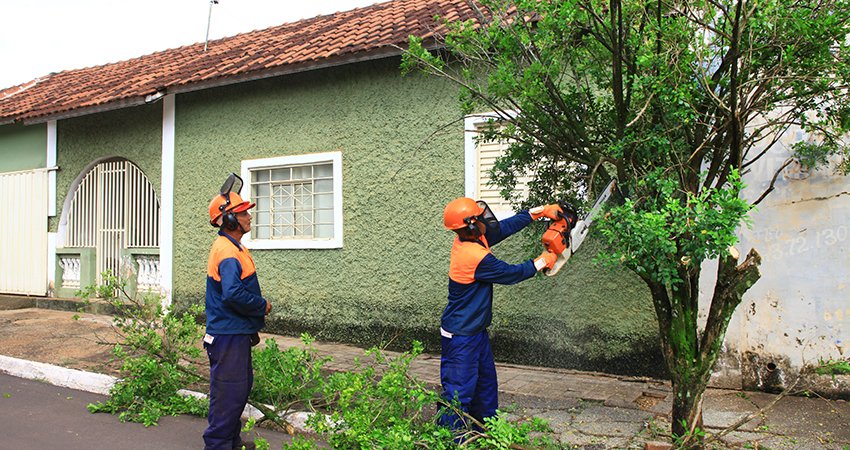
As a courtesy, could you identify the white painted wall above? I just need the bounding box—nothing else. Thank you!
[702,127,850,391]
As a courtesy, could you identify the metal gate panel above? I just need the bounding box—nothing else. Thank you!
[64,160,160,288]
[96,161,126,284]
[66,166,97,248]
[0,169,48,295]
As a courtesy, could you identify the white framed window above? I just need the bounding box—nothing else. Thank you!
[241,151,343,249]
[464,112,532,219]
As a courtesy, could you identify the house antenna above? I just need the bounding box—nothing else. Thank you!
[204,0,219,52]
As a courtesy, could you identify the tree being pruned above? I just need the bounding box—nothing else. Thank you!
[403,0,850,446]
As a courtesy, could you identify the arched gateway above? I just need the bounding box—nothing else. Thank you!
[57,159,160,295]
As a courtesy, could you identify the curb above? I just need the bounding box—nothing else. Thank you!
[0,355,312,434]
[0,355,116,394]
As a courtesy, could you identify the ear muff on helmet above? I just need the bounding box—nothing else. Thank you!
[219,194,239,231]
[463,215,480,232]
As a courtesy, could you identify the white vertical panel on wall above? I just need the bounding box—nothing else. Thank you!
[0,169,48,295]
[474,126,532,213]
[476,138,514,209]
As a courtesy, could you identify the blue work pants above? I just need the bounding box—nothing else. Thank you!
[438,330,498,429]
[203,334,253,450]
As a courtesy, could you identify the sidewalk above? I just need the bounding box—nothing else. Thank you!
[1,305,849,449]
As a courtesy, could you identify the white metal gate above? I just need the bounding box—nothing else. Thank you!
[65,161,159,285]
[0,169,48,295]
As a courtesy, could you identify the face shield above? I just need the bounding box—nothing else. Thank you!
[473,200,500,236]
[220,172,243,198]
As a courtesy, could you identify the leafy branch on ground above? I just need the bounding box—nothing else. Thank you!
[78,273,558,446]
[76,271,208,426]
[258,339,556,449]
[250,334,335,432]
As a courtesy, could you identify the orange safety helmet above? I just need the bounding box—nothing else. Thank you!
[208,192,256,228]
[443,197,484,230]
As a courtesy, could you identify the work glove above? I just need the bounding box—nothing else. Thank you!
[529,204,562,220]
[534,251,558,271]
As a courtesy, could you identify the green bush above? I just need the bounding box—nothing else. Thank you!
[251,334,331,412]
[80,272,208,426]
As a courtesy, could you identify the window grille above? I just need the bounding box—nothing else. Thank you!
[251,163,334,239]
[241,152,342,249]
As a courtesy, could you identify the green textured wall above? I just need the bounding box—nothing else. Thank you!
[0,123,46,172]
[172,57,664,377]
[49,105,162,232]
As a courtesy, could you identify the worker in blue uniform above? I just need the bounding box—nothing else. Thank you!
[204,187,271,450]
[439,197,561,430]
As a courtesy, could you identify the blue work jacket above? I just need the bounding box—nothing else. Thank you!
[205,231,266,335]
[441,211,537,336]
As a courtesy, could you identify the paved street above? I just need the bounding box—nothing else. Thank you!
[0,373,297,449]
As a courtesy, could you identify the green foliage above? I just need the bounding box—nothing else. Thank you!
[251,334,331,411]
[639,417,668,440]
[792,141,850,175]
[307,341,453,449]
[242,418,270,450]
[473,415,554,449]
[293,341,556,449]
[402,0,850,248]
[597,170,751,285]
[816,358,850,377]
[672,419,706,449]
[282,436,321,450]
[81,271,208,426]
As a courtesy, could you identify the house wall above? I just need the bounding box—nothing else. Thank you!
[0,123,46,172]
[171,57,664,377]
[47,104,162,233]
[703,132,850,394]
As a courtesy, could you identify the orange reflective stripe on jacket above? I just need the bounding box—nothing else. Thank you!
[448,236,491,284]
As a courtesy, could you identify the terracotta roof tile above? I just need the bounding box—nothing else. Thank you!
[0,0,482,123]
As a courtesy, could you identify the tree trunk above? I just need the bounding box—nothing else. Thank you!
[671,378,705,445]
[647,248,762,449]
[667,268,704,446]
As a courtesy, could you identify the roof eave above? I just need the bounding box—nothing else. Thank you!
[19,97,150,125]
[19,46,414,125]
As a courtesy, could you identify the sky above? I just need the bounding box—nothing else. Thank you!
[0,0,379,89]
